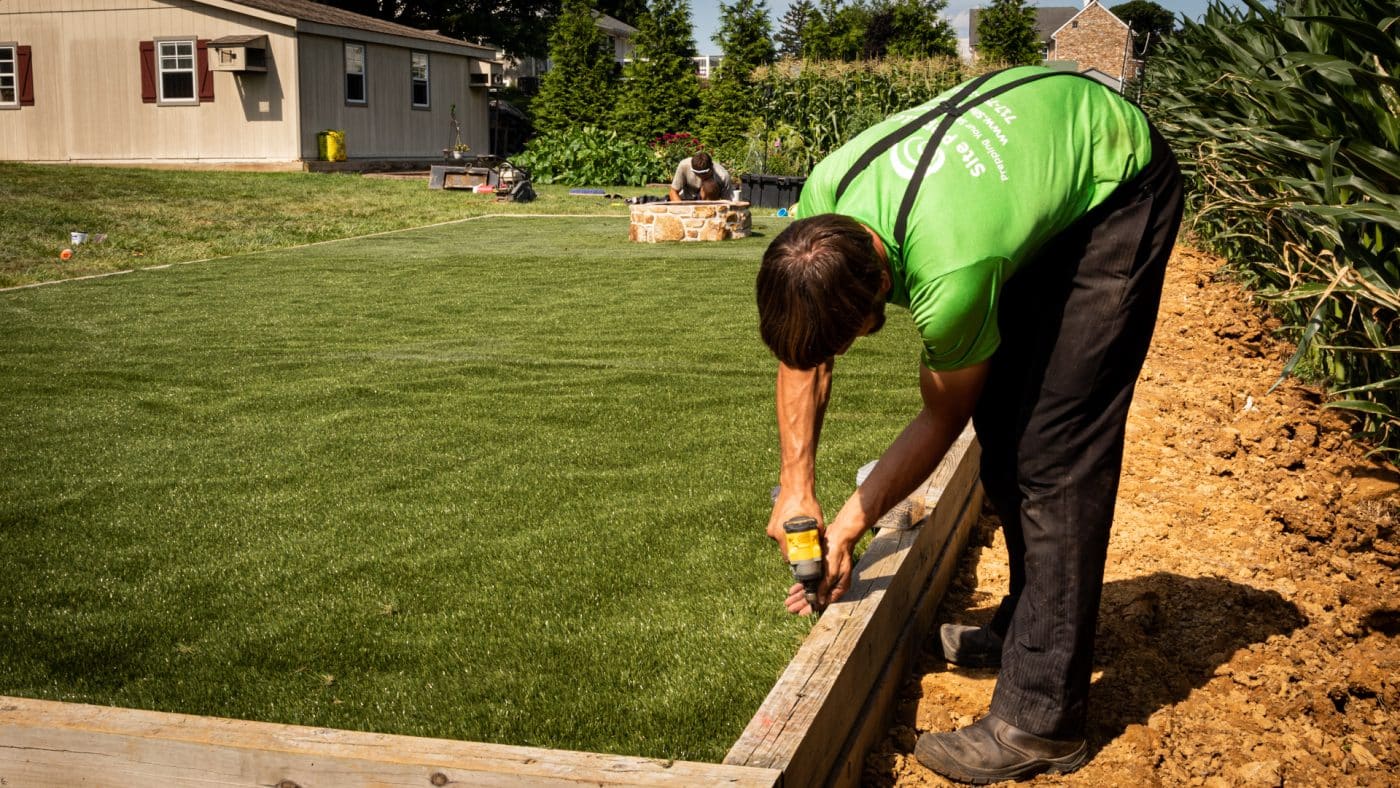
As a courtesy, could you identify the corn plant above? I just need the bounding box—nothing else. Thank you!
[738,57,982,175]
[1143,0,1399,456]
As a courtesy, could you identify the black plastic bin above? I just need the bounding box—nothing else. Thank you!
[740,173,806,210]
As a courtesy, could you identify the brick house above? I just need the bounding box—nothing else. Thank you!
[1048,0,1139,89]
[970,1,1140,91]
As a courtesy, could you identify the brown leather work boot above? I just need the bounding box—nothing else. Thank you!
[939,623,1004,668]
[914,715,1090,784]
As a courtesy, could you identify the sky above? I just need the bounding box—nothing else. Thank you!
[688,0,1234,58]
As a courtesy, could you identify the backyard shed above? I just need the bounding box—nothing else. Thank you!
[0,0,501,168]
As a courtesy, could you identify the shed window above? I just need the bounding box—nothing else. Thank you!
[346,43,366,105]
[411,51,429,108]
[0,45,16,106]
[158,40,197,103]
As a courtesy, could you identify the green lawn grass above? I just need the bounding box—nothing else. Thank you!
[0,162,662,288]
[0,213,924,761]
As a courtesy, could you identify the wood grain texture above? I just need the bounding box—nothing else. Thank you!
[829,481,984,787]
[0,696,781,787]
[724,424,982,787]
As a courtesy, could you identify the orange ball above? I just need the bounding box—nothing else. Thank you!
[60,248,73,260]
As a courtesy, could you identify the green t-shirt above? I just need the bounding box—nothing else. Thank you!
[797,66,1153,370]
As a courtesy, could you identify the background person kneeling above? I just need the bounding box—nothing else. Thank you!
[669,152,732,202]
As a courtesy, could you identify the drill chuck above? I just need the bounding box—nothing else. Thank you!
[783,515,824,609]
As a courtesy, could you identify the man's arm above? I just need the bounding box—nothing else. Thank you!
[669,163,688,202]
[786,361,987,615]
[716,165,734,199]
[767,359,835,554]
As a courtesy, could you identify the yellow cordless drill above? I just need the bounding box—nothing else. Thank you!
[783,515,824,611]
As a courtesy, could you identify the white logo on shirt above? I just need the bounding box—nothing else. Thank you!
[889,135,946,180]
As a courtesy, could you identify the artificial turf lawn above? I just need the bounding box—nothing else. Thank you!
[0,215,924,761]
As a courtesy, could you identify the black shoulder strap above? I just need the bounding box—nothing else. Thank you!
[833,68,1007,204]
[893,71,1106,243]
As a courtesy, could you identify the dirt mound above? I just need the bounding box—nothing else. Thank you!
[870,246,1400,786]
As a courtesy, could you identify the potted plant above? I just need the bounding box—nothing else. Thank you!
[446,104,470,160]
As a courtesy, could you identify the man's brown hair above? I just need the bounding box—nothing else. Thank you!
[757,214,887,369]
[692,151,713,174]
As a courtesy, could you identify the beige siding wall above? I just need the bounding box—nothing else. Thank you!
[1050,3,1131,82]
[297,34,488,160]
[0,0,301,163]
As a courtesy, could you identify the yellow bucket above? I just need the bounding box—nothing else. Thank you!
[317,130,347,162]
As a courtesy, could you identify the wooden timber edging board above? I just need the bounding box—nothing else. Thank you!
[0,696,780,787]
[0,426,982,787]
[724,423,982,787]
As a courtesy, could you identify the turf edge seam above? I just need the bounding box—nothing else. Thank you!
[0,214,626,294]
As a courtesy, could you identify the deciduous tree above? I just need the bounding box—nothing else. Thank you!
[1112,0,1177,59]
[322,0,562,60]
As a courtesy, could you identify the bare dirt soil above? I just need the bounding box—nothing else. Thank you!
[869,245,1400,786]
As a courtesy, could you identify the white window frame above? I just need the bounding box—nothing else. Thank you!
[156,38,198,105]
[410,51,429,109]
[345,42,367,105]
[0,44,17,108]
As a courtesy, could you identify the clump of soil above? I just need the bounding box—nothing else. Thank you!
[869,245,1400,786]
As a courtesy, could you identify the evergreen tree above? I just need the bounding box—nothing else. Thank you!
[714,0,777,73]
[975,0,1040,65]
[532,0,620,133]
[613,0,701,139]
[698,0,775,149]
[775,0,817,58]
[798,0,837,60]
[886,0,957,58]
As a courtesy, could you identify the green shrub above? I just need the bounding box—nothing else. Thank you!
[514,127,671,186]
[1144,0,1399,455]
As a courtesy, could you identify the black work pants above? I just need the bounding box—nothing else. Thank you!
[970,127,1184,739]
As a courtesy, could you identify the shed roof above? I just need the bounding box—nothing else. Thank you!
[220,0,496,54]
[591,11,638,36]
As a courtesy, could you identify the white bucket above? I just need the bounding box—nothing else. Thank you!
[70,231,87,245]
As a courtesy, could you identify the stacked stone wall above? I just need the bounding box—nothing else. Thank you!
[1050,2,1131,81]
[629,201,752,243]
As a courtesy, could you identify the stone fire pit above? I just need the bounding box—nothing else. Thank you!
[629,200,752,243]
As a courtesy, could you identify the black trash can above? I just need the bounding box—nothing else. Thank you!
[740,173,806,210]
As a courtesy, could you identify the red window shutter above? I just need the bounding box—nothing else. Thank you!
[197,39,214,101]
[139,40,156,102]
[17,45,34,106]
